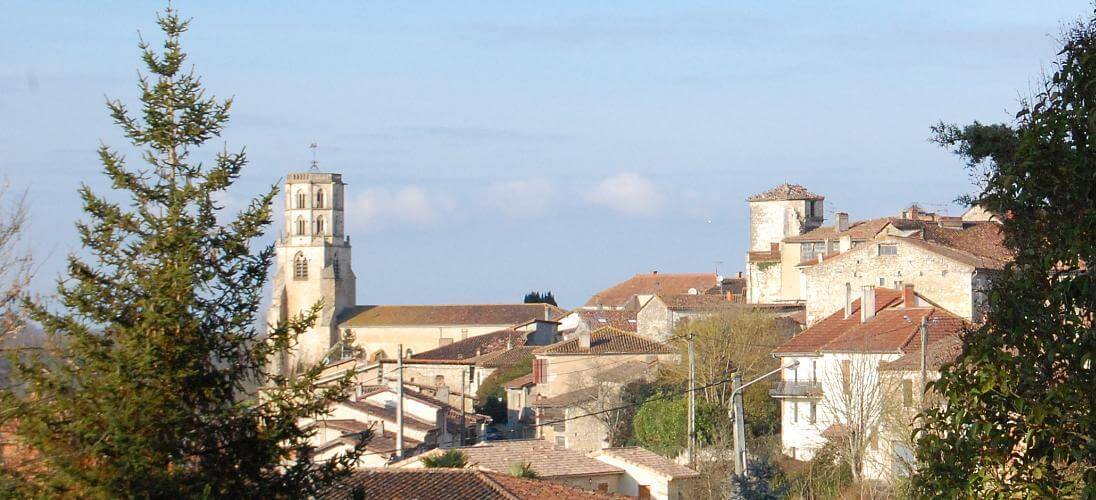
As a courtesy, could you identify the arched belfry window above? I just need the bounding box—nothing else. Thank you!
[296,216,306,236]
[315,189,325,209]
[315,216,325,235]
[297,190,307,209]
[293,252,308,279]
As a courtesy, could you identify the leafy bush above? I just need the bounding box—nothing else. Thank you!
[508,461,538,479]
[474,355,533,423]
[421,450,468,468]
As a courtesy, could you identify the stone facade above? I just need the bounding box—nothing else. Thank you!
[268,172,356,370]
[745,184,824,304]
[802,236,988,324]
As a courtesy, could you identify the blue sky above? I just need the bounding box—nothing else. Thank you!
[0,1,1089,309]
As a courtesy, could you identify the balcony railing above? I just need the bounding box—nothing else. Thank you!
[769,380,823,398]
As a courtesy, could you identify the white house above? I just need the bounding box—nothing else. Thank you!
[769,285,967,481]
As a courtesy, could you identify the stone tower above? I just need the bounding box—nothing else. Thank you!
[268,171,356,370]
[745,183,823,303]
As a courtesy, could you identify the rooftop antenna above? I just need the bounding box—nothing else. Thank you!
[713,260,724,276]
[309,142,319,171]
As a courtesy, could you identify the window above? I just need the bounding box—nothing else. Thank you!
[293,253,308,279]
[811,360,817,382]
[297,190,306,209]
[468,367,475,384]
[315,216,325,235]
[809,403,817,424]
[879,277,886,286]
[315,189,325,208]
[800,242,826,262]
[791,402,798,423]
[902,379,914,407]
[555,435,566,447]
[332,254,340,279]
[296,216,306,236]
[878,244,898,256]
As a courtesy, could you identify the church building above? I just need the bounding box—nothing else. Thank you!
[267,169,565,371]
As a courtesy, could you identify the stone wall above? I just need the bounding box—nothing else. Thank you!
[802,238,977,324]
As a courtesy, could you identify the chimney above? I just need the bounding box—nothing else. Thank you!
[903,283,916,308]
[860,285,876,323]
[737,271,743,278]
[579,329,591,351]
[436,384,450,404]
[844,283,852,319]
[836,212,850,232]
[725,291,733,302]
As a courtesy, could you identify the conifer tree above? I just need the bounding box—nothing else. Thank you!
[0,8,366,498]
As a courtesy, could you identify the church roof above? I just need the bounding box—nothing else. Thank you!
[584,272,717,308]
[338,304,565,328]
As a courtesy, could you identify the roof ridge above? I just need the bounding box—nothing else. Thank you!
[476,471,522,500]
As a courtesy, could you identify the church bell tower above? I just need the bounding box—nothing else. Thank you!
[268,170,356,370]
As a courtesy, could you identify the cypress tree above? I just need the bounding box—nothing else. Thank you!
[0,8,365,498]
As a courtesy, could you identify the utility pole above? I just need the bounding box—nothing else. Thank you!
[730,361,799,478]
[919,316,928,409]
[732,373,746,476]
[687,335,696,463]
[396,343,405,459]
[460,366,468,446]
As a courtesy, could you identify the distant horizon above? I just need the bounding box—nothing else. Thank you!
[2,1,1087,310]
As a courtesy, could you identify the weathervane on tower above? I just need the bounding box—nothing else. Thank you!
[309,142,319,170]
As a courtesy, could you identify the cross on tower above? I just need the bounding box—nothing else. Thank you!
[309,142,319,170]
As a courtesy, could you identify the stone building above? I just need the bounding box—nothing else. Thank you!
[745,183,825,304]
[769,285,967,481]
[800,218,1009,324]
[267,168,565,370]
[581,271,719,310]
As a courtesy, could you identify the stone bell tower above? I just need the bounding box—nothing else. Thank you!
[268,170,356,370]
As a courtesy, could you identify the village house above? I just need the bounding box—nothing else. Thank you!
[321,468,618,500]
[529,327,677,452]
[304,384,490,466]
[394,440,701,500]
[745,184,825,305]
[370,319,559,411]
[769,285,967,481]
[635,292,741,341]
[580,271,721,311]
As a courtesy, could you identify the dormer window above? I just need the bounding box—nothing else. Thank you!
[315,189,325,209]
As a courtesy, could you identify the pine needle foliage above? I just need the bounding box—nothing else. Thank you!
[0,8,365,498]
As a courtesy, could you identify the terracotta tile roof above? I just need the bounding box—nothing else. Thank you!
[322,468,620,499]
[469,346,537,368]
[784,217,892,243]
[584,272,717,308]
[413,328,526,360]
[575,309,639,332]
[537,327,675,355]
[657,293,738,311]
[772,288,969,355]
[503,372,535,390]
[747,183,823,202]
[880,334,965,371]
[917,222,1011,269]
[747,247,781,263]
[418,440,624,479]
[596,447,700,479]
[340,303,565,327]
[532,386,598,408]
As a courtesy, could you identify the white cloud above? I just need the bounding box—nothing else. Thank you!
[487,179,556,218]
[349,186,446,230]
[586,172,663,217]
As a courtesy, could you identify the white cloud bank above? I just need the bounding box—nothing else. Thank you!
[349,186,447,230]
[586,172,663,217]
[487,178,556,218]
